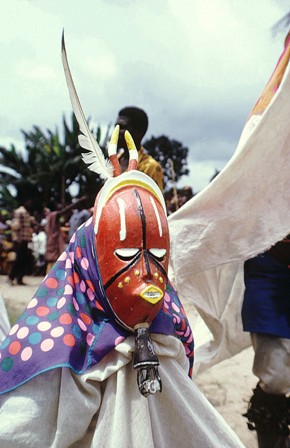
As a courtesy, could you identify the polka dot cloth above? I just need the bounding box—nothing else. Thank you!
[0,218,193,394]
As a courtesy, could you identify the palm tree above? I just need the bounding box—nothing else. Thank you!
[0,113,110,211]
[0,142,40,210]
[0,113,191,211]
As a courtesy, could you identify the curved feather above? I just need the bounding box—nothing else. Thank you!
[61,32,113,179]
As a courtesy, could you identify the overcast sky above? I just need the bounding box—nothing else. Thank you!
[0,0,289,192]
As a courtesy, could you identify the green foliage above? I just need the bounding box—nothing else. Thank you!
[0,114,189,211]
[0,113,109,211]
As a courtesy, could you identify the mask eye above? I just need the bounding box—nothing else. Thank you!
[115,248,140,261]
[149,248,167,261]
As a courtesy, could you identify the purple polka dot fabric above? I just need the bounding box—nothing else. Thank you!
[0,217,194,394]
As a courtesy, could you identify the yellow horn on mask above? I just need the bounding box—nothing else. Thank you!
[108,125,122,177]
[125,130,138,171]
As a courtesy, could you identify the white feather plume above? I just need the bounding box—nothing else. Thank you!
[61,31,113,180]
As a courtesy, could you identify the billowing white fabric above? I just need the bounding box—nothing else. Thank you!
[0,293,10,343]
[0,334,244,447]
[251,334,290,395]
[168,62,290,375]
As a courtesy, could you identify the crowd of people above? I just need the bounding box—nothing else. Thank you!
[0,185,195,283]
[0,106,195,283]
[0,198,93,283]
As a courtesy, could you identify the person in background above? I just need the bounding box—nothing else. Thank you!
[0,212,9,274]
[178,185,194,207]
[0,215,13,276]
[31,222,47,276]
[115,106,164,191]
[68,196,91,240]
[8,199,34,286]
[242,237,290,448]
[40,207,51,227]
[45,196,87,273]
[0,212,8,246]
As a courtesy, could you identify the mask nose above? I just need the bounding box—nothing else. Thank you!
[141,250,152,278]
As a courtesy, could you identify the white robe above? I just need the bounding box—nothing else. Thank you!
[168,58,290,375]
[0,293,10,343]
[0,335,244,447]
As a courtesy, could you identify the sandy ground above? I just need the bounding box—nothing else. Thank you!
[0,274,258,447]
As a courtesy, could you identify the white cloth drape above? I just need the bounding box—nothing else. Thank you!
[0,335,244,448]
[0,293,10,343]
[168,61,290,375]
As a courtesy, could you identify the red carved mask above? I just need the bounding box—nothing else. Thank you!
[94,172,169,330]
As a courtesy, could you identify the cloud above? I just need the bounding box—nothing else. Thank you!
[179,159,226,193]
[0,0,289,193]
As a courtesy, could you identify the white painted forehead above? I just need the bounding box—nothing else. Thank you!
[116,192,164,242]
[94,170,166,235]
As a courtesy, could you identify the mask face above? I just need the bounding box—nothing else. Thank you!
[94,186,169,330]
